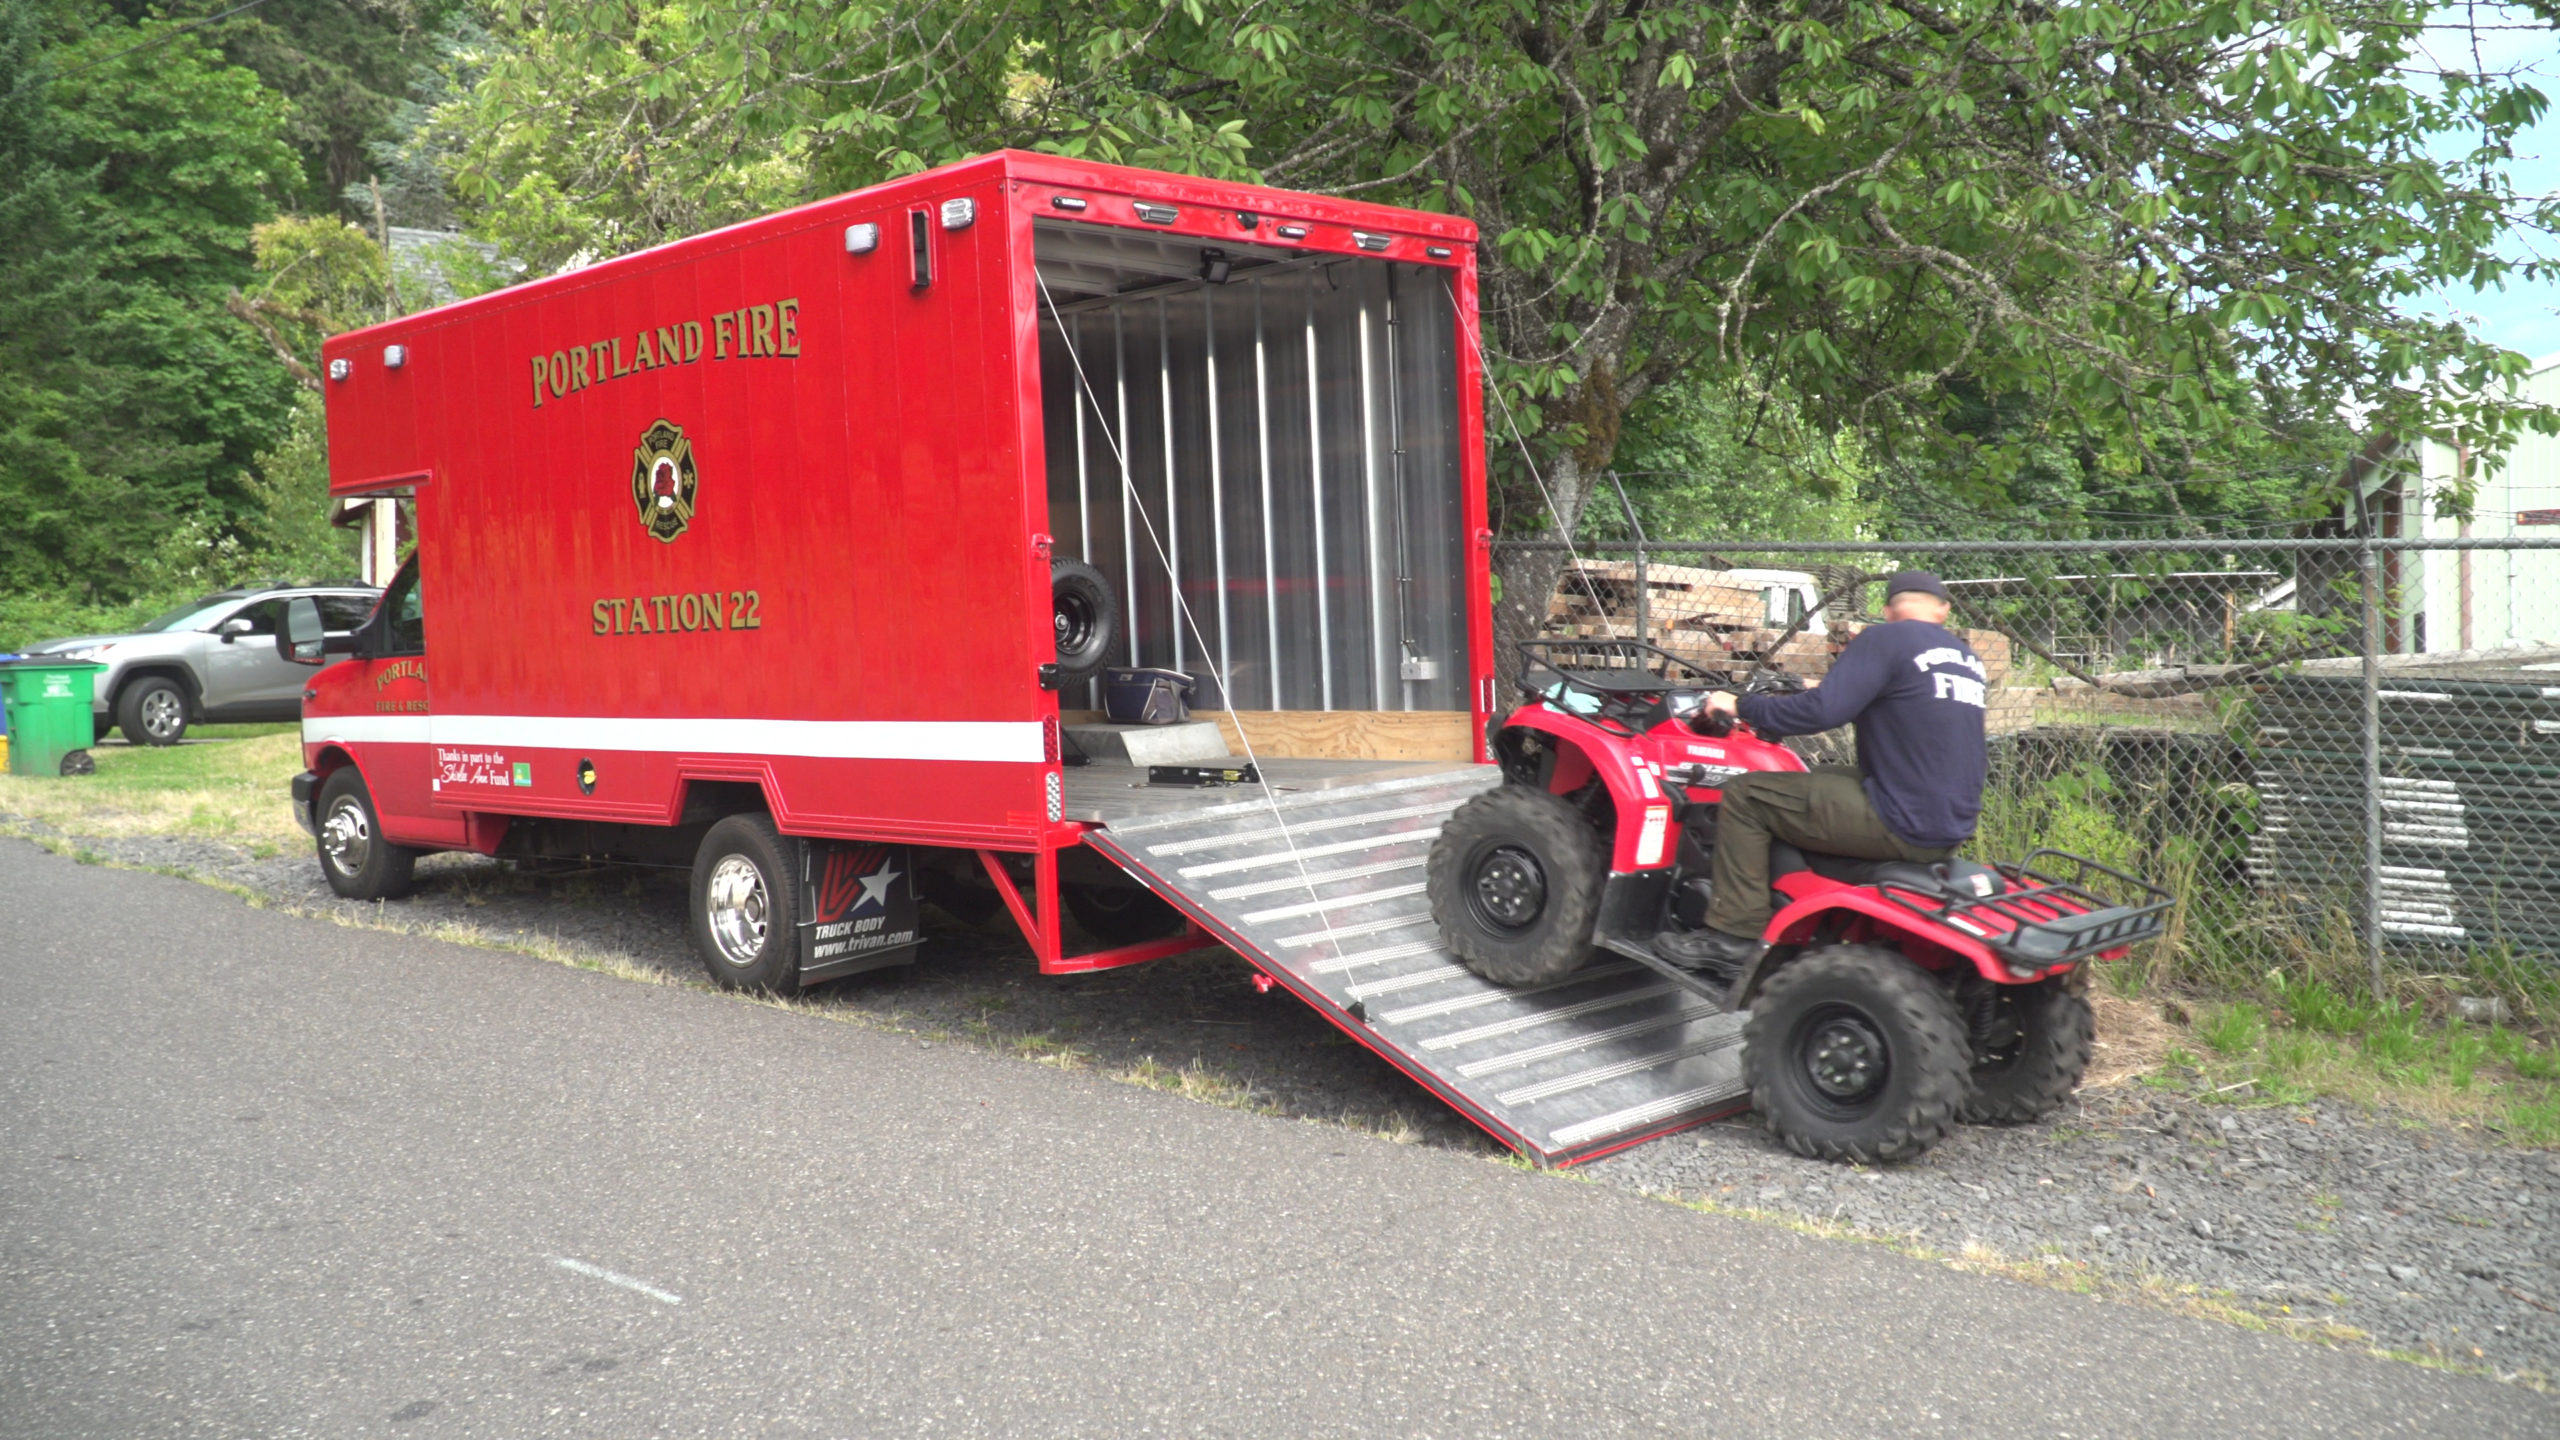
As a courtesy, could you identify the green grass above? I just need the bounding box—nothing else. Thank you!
[2197,1002,2265,1056]
[0,725,305,846]
[2142,980,2560,1144]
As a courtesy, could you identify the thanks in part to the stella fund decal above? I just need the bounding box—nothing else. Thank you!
[526,296,800,409]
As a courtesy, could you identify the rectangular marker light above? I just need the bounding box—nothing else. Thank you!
[844,222,880,254]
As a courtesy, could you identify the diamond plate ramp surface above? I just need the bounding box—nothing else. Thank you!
[1081,767,1750,1165]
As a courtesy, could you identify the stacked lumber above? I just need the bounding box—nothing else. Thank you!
[1540,561,2025,690]
[1543,559,1832,677]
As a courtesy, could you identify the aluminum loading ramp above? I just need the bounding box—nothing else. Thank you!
[1079,766,1750,1165]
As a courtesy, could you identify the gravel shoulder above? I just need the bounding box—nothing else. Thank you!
[11,811,2555,1390]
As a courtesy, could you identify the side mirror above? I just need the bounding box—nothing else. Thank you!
[278,597,327,665]
[218,616,255,644]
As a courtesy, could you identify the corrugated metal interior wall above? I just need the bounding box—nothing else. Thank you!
[1035,222,1467,712]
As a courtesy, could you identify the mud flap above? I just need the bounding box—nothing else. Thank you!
[798,840,922,984]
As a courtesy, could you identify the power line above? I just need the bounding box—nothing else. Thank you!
[55,0,282,79]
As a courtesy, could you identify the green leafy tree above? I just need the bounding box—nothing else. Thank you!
[442,1,2558,671]
[111,0,463,207]
[1601,378,1877,543]
[0,1,303,602]
[228,212,393,387]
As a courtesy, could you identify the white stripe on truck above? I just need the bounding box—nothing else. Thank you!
[302,714,1044,764]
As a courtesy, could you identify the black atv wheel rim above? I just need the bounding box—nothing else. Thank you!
[1794,1003,1890,1113]
[1468,845,1548,931]
[1055,589,1100,655]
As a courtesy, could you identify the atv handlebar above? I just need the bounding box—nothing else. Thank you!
[1688,671,1805,738]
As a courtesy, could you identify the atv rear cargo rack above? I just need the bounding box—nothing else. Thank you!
[1878,848,2173,971]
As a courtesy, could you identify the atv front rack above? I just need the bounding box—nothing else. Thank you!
[1884,849,2173,970]
[1516,639,1738,736]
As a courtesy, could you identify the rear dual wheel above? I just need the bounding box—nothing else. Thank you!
[1062,881,1186,946]
[689,814,801,991]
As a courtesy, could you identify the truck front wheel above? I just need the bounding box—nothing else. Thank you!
[315,768,416,900]
[689,815,802,991]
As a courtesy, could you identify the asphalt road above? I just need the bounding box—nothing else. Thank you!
[1,839,2548,1438]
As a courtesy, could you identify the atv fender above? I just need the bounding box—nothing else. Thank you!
[1730,890,2072,1005]
[1490,713,1674,872]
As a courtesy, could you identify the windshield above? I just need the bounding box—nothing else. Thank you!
[136,595,244,633]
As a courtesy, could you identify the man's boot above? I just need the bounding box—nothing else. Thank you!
[1653,926,1762,980]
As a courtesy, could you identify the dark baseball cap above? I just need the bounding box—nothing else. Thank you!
[1883,569,1951,603]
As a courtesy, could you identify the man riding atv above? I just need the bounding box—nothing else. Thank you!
[1659,569,1989,976]
[1427,568,2169,1161]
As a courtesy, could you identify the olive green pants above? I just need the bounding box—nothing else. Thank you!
[1704,766,1952,938]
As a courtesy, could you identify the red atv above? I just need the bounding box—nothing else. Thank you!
[1428,640,2170,1162]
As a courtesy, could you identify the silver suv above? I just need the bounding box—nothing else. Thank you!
[19,585,379,745]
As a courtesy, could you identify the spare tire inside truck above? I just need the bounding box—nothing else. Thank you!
[1050,558,1115,683]
[278,152,1763,1169]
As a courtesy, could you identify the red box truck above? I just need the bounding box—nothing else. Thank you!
[288,152,1750,1164]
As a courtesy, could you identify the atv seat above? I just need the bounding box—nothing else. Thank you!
[1769,843,2007,899]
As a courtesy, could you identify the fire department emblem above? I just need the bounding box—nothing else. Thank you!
[630,419,698,543]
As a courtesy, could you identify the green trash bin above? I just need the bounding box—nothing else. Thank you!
[0,659,105,776]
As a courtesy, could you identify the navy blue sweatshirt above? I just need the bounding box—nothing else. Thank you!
[1735,619,1989,848]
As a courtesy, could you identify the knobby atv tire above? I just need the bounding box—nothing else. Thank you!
[1957,979,2095,1126]
[313,767,416,901]
[689,814,803,992]
[1051,558,1118,684]
[1743,944,1970,1164]
[1428,784,1605,987]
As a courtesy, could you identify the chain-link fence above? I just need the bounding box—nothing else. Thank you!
[1496,530,2560,999]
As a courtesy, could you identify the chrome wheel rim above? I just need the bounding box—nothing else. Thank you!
[321,797,371,875]
[705,854,769,966]
[141,688,183,740]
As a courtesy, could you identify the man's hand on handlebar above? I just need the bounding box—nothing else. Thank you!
[1685,690,1742,737]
